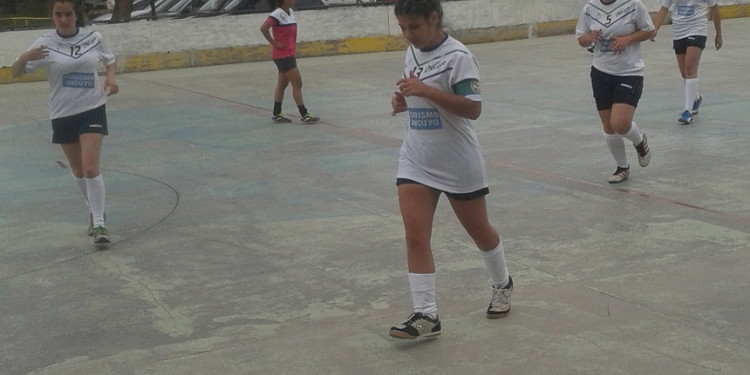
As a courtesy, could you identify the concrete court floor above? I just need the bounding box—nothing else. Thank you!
[1,17,750,375]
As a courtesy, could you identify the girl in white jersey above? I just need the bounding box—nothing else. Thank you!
[388,0,512,340]
[652,0,723,124]
[576,0,655,183]
[11,0,118,245]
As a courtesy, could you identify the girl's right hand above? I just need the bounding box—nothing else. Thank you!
[23,46,48,61]
[581,30,601,46]
[391,91,406,116]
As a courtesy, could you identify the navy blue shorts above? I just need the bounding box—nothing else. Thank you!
[673,35,707,54]
[396,178,489,201]
[273,57,297,73]
[590,67,643,111]
[51,104,108,144]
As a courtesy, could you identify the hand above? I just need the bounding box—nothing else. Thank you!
[391,91,406,116]
[104,77,119,96]
[23,46,48,62]
[609,35,630,54]
[582,30,601,46]
[650,29,658,42]
[715,35,723,50]
[272,40,285,50]
[396,71,428,98]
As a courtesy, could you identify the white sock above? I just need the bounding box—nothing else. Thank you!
[604,133,628,168]
[86,175,106,227]
[73,176,89,208]
[621,121,644,146]
[408,273,437,318]
[481,241,509,288]
[685,78,699,111]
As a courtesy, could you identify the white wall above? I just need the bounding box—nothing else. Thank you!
[1,0,747,68]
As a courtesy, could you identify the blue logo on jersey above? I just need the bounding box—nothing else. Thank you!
[62,72,95,89]
[408,108,442,130]
[677,5,695,16]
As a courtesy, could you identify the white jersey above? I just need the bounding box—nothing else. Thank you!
[397,34,487,194]
[25,28,116,120]
[576,0,655,76]
[660,0,717,40]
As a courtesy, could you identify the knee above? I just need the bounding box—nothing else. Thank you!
[82,167,100,178]
[465,225,499,248]
[612,121,631,135]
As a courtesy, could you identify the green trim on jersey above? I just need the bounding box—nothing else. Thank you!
[453,79,480,96]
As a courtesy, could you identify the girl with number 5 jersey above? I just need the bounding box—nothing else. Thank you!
[576,0,655,184]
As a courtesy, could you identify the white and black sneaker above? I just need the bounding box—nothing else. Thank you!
[634,133,651,167]
[608,166,630,184]
[487,276,513,319]
[389,312,441,339]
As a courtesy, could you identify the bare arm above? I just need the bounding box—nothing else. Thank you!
[104,62,119,95]
[651,6,669,40]
[260,21,282,49]
[710,5,723,50]
[11,47,47,78]
[610,29,657,53]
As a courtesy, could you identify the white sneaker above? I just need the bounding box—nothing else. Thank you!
[486,276,513,318]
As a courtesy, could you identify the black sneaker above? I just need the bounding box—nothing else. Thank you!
[389,312,441,339]
[634,133,650,167]
[608,166,630,184]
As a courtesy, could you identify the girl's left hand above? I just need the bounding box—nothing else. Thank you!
[397,71,428,98]
[104,78,119,96]
[609,35,630,54]
[715,35,723,50]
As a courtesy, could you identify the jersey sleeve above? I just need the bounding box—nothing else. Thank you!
[575,4,591,38]
[449,51,481,102]
[95,32,116,66]
[659,0,673,9]
[636,1,656,31]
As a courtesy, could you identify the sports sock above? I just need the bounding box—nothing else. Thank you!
[86,175,106,227]
[273,102,282,116]
[73,175,89,207]
[408,273,437,319]
[621,121,644,146]
[481,240,509,288]
[298,105,308,116]
[685,78,699,111]
[604,133,628,168]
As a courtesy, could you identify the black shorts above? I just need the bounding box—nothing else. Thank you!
[273,56,297,73]
[51,104,108,144]
[590,67,643,111]
[396,178,489,201]
[673,35,707,54]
